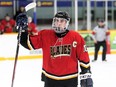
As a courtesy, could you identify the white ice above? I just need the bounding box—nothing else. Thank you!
[0,54,116,87]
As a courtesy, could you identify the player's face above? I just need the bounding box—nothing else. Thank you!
[98,22,104,26]
[20,7,25,12]
[5,16,10,21]
[28,17,32,23]
[54,18,67,31]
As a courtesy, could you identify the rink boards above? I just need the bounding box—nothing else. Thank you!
[0,32,116,60]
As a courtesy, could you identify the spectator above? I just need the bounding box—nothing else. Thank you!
[13,6,25,20]
[92,18,110,62]
[27,16,38,35]
[0,22,4,34]
[1,14,15,33]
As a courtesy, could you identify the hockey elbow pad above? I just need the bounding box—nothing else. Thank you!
[80,73,93,87]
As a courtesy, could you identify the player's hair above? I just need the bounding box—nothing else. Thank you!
[97,18,104,23]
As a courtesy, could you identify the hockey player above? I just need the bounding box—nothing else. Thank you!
[0,22,4,34]
[1,14,15,33]
[16,11,93,87]
[27,16,38,35]
[92,19,110,62]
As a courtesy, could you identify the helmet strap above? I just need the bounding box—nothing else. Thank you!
[55,30,69,38]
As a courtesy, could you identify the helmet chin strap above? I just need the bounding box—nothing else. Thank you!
[55,30,69,38]
[55,27,67,34]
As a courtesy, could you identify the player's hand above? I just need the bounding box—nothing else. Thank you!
[16,13,28,30]
[94,40,97,44]
[0,31,4,34]
[80,73,93,87]
[80,78,93,87]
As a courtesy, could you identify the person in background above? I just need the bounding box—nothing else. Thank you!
[27,16,38,35]
[92,18,110,62]
[1,14,15,33]
[13,6,25,20]
[0,22,4,34]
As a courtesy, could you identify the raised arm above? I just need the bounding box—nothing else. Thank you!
[16,13,42,50]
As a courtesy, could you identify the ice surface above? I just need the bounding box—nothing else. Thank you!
[0,54,116,87]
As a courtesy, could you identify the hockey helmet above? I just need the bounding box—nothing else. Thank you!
[52,11,70,33]
[98,18,105,26]
[98,18,104,23]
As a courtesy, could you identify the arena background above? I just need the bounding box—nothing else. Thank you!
[0,1,116,87]
[0,0,116,60]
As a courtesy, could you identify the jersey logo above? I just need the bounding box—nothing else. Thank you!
[73,41,77,48]
[50,44,71,58]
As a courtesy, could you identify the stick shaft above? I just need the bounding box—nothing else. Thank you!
[11,2,36,87]
[11,44,19,87]
[11,26,22,87]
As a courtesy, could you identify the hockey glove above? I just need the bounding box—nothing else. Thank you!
[16,13,28,31]
[80,72,93,87]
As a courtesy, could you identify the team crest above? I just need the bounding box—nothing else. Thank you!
[50,44,71,58]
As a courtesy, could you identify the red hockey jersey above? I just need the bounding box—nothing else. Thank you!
[0,23,4,31]
[1,19,15,33]
[26,29,90,81]
[28,22,37,34]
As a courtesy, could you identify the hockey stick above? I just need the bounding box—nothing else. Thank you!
[11,2,36,87]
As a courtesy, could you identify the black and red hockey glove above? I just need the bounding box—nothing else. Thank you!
[16,13,28,31]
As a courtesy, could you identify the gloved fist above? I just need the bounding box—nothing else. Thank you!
[80,73,93,87]
[16,13,28,30]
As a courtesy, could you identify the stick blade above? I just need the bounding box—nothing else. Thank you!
[25,2,36,12]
